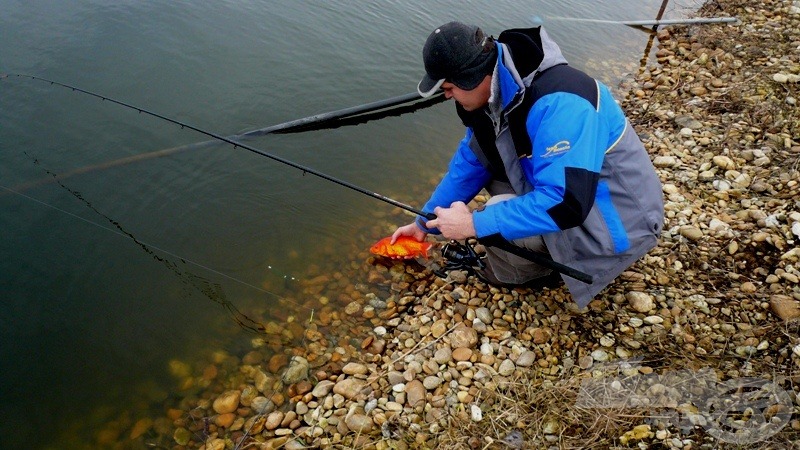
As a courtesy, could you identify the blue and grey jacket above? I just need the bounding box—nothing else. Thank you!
[418,26,664,307]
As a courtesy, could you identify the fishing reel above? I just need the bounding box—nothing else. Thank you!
[441,240,485,270]
[434,239,487,280]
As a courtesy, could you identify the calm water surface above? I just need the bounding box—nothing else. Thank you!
[0,1,700,447]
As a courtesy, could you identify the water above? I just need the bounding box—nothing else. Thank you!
[0,0,701,447]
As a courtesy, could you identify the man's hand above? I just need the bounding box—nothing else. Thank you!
[425,201,476,240]
[391,222,427,244]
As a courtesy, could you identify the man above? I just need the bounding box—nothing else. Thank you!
[392,21,664,308]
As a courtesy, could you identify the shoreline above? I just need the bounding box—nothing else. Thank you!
[113,0,800,448]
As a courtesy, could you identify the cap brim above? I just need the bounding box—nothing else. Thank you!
[417,74,444,98]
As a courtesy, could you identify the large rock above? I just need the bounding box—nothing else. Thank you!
[475,307,493,324]
[311,380,335,398]
[205,439,225,450]
[265,411,284,431]
[254,370,273,394]
[653,155,679,168]
[341,362,368,375]
[516,351,536,367]
[431,320,449,338]
[251,396,275,414]
[405,379,426,408]
[452,347,473,361]
[333,378,366,400]
[679,226,704,241]
[281,356,309,384]
[423,376,443,390]
[433,347,452,364]
[449,323,478,348]
[212,390,241,414]
[498,359,516,376]
[770,295,800,321]
[626,291,655,313]
[532,327,551,344]
[345,414,374,434]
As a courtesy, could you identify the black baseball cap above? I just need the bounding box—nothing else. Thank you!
[417,21,497,97]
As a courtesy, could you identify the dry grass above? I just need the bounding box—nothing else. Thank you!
[433,372,651,450]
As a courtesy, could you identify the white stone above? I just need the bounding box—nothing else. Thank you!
[773,73,789,83]
[516,350,536,367]
[626,291,655,313]
[688,414,707,426]
[591,349,609,362]
[470,404,483,422]
[708,218,728,231]
[385,401,403,412]
[713,179,731,191]
[653,156,678,167]
[498,359,516,376]
[311,380,335,398]
[423,376,443,390]
[712,155,735,169]
[643,315,664,325]
[662,183,679,194]
[342,362,368,376]
[475,307,493,324]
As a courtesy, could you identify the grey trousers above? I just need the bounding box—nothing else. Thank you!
[483,194,553,284]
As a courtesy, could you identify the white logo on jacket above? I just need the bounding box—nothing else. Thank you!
[542,140,571,158]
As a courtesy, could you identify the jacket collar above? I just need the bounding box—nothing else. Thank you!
[487,26,568,115]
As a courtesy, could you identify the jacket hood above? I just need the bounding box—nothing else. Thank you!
[489,26,568,111]
[499,26,567,82]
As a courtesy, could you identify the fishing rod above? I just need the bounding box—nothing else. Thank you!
[3,73,593,283]
[533,16,738,28]
[241,91,445,137]
[3,73,428,218]
[6,80,445,193]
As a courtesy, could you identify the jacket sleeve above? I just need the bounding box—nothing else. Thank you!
[416,129,491,234]
[472,92,609,240]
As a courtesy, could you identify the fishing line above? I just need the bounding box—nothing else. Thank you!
[0,178,313,335]
[3,73,434,220]
[6,169,326,449]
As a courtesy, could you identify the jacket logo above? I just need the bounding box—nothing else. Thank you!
[543,140,571,158]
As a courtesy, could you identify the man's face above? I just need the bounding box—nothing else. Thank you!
[441,76,491,111]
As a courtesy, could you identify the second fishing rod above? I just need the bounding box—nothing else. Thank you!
[4,73,593,284]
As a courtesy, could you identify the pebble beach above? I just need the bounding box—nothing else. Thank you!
[105,0,800,448]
